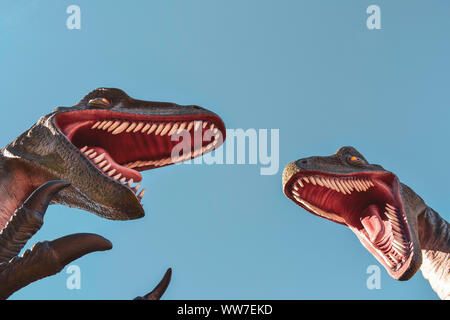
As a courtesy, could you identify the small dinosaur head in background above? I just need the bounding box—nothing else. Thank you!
[282,146,425,280]
[5,88,226,220]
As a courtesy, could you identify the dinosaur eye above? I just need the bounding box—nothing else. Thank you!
[348,155,366,165]
[88,97,112,108]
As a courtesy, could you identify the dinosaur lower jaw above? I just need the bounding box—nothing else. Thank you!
[286,171,414,278]
[54,110,225,202]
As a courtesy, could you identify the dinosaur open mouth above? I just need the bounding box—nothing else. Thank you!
[54,110,225,202]
[285,171,414,277]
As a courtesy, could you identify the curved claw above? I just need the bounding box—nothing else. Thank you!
[0,233,112,299]
[0,180,71,263]
[49,233,112,266]
[23,180,70,215]
[134,268,172,300]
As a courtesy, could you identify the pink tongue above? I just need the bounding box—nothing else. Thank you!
[91,147,142,182]
[360,205,385,243]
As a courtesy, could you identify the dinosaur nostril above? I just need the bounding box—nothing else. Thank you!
[301,160,307,165]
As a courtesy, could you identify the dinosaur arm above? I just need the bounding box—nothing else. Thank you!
[418,207,450,300]
[0,233,111,299]
[0,181,112,299]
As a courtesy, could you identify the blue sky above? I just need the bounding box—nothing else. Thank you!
[0,1,448,299]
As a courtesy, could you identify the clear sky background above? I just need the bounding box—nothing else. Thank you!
[0,1,449,299]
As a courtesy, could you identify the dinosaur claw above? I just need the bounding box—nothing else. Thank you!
[134,268,172,300]
[49,233,112,266]
[0,233,111,299]
[23,180,71,215]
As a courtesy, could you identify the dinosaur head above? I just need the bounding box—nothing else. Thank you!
[5,88,226,220]
[282,146,424,280]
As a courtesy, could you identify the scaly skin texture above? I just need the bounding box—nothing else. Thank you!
[282,146,449,299]
[0,88,225,299]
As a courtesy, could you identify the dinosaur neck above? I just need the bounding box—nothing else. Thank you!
[418,207,450,300]
[0,151,48,230]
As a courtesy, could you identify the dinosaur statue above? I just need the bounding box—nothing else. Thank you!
[282,146,449,299]
[0,88,225,299]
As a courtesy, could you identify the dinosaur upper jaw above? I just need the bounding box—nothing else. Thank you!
[283,169,419,280]
[52,108,225,220]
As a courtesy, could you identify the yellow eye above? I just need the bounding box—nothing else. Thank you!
[350,156,358,161]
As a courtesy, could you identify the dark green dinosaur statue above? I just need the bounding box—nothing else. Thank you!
[0,88,225,299]
[282,146,449,299]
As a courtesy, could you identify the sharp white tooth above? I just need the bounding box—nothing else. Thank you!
[390,218,402,229]
[108,120,121,132]
[340,180,352,194]
[93,153,105,164]
[355,180,364,191]
[386,207,397,216]
[386,203,396,211]
[352,179,362,192]
[97,160,107,168]
[347,179,356,189]
[364,179,372,189]
[141,123,151,133]
[194,121,202,131]
[120,177,126,183]
[389,253,400,264]
[392,246,405,257]
[160,123,172,136]
[133,122,144,133]
[316,177,324,187]
[168,123,179,136]
[91,121,101,129]
[147,123,157,134]
[358,179,368,191]
[187,121,194,132]
[102,121,113,130]
[177,122,187,134]
[361,179,370,190]
[137,188,146,199]
[329,178,339,192]
[303,177,310,183]
[107,169,116,177]
[127,178,134,187]
[294,195,302,202]
[126,122,137,133]
[297,179,304,187]
[293,184,299,191]
[155,123,164,135]
[384,210,396,219]
[320,177,329,188]
[113,173,122,180]
[80,146,88,152]
[102,163,112,172]
[202,121,208,129]
[97,121,108,129]
[89,152,98,159]
[309,176,317,185]
[292,190,300,197]
[335,179,347,194]
[85,149,94,156]
[112,121,130,135]
[342,180,354,192]
[392,240,407,252]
